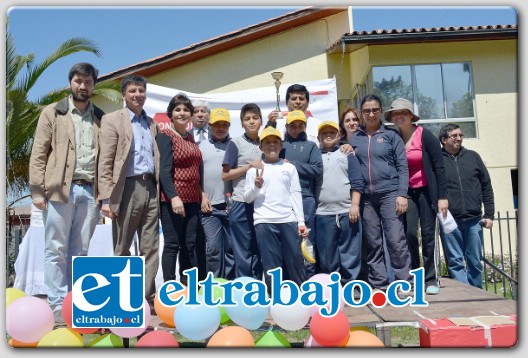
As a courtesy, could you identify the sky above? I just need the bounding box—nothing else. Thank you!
[5,5,518,101]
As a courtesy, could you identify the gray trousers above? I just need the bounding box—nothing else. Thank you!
[112,177,159,303]
[361,191,412,289]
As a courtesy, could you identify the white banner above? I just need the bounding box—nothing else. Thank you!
[144,78,339,138]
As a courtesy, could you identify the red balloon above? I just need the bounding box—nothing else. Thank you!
[135,330,179,348]
[309,310,350,347]
[62,291,100,334]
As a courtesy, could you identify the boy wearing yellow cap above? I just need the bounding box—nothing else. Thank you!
[222,103,264,280]
[244,126,308,291]
[265,110,323,277]
[316,121,364,285]
[199,108,236,280]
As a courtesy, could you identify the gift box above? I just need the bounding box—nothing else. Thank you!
[419,315,517,348]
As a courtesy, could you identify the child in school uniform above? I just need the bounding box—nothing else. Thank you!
[222,103,264,280]
[315,121,364,285]
[244,126,308,292]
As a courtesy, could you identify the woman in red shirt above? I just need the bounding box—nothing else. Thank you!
[156,93,204,285]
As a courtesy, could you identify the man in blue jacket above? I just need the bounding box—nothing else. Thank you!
[439,124,495,289]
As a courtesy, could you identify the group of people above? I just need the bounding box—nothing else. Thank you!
[29,62,495,322]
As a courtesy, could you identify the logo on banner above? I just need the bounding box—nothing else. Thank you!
[72,256,145,328]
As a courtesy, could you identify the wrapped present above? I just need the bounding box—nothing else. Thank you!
[419,315,517,348]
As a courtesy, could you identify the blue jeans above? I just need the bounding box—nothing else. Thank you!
[42,183,99,314]
[201,203,236,280]
[229,201,262,280]
[440,217,483,288]
[315,213,362,285]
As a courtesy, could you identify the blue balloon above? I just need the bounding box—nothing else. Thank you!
[173,297,220,341]
[224,276,269,330]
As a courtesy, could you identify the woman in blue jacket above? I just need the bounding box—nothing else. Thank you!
[351,94,412,291]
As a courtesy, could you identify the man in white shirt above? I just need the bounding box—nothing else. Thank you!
[266,84,323,144]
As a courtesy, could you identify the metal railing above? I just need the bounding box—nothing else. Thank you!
[481,211,518,300]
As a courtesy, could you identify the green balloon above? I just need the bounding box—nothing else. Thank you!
[255,331,291,348]
[199,278,230,324]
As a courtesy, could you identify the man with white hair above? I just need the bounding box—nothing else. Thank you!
[191,100,211,144]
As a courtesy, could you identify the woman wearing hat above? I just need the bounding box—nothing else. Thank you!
[350,94,413,293]
[386,98,449,295]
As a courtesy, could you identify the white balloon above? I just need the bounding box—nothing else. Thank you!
[270,286,311,331]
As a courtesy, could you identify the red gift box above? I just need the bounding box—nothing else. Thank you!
[419,315,517,348]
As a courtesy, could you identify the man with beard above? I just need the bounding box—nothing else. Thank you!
[29,62,105,324]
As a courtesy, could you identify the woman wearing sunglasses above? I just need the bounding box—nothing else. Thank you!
[350,94,413,295]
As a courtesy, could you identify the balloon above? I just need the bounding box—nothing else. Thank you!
[37,328,83,347]
[199,277,230,324]
[309,310,350,347]
[224,276,269,330]
[207,326,254,347]
[270,285,310,331]
[345,330,385,347]
[135,330,180,348]
[305,273,345,316]
[110,299,151,338]
[6,287,26,308]
[88,333,124,348]
[173,297,220,341]
[8,338,38,348]
[6,296,54,343]
[62,290,100,334]
[154,284,188,328]
[304,334,322,348]
[255,330,291,348]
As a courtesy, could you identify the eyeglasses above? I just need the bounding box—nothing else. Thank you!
[448,133,464,139]
[361,108,382,115]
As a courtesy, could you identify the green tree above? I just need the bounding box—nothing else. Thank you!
[6,25,122,206]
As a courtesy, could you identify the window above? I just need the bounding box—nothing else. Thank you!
[368,62,476,137]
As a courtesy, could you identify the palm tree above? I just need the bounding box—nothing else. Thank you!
[6,25,122,207]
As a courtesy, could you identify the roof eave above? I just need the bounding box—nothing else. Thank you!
[98,7,347,83]
[327,28,518,54]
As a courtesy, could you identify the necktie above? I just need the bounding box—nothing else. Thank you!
[198,128,206,143]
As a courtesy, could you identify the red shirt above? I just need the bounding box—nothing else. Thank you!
[406,126,428,189]
[160,129,202,203]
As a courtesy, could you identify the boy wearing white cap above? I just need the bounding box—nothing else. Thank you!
[315,121,364,285]
[244,126,308,291]
[199,108,236,280]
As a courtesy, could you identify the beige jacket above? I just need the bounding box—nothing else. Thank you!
[29,97,104,203]
[97,108,160,216]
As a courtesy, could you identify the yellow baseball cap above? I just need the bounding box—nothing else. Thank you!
[286,110,307,124]
[209,108,231,124]
[259,126,283,141]
[317,120,339,134]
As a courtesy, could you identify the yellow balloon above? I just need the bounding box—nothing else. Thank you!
[6,288,26,308]
[37,328,84,348]
[350,326,370,333]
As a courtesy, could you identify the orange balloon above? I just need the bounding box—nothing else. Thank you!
[207,326,255,347]
[154,285,188,328]
[345,330,385,347]
[8,338,38,348]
